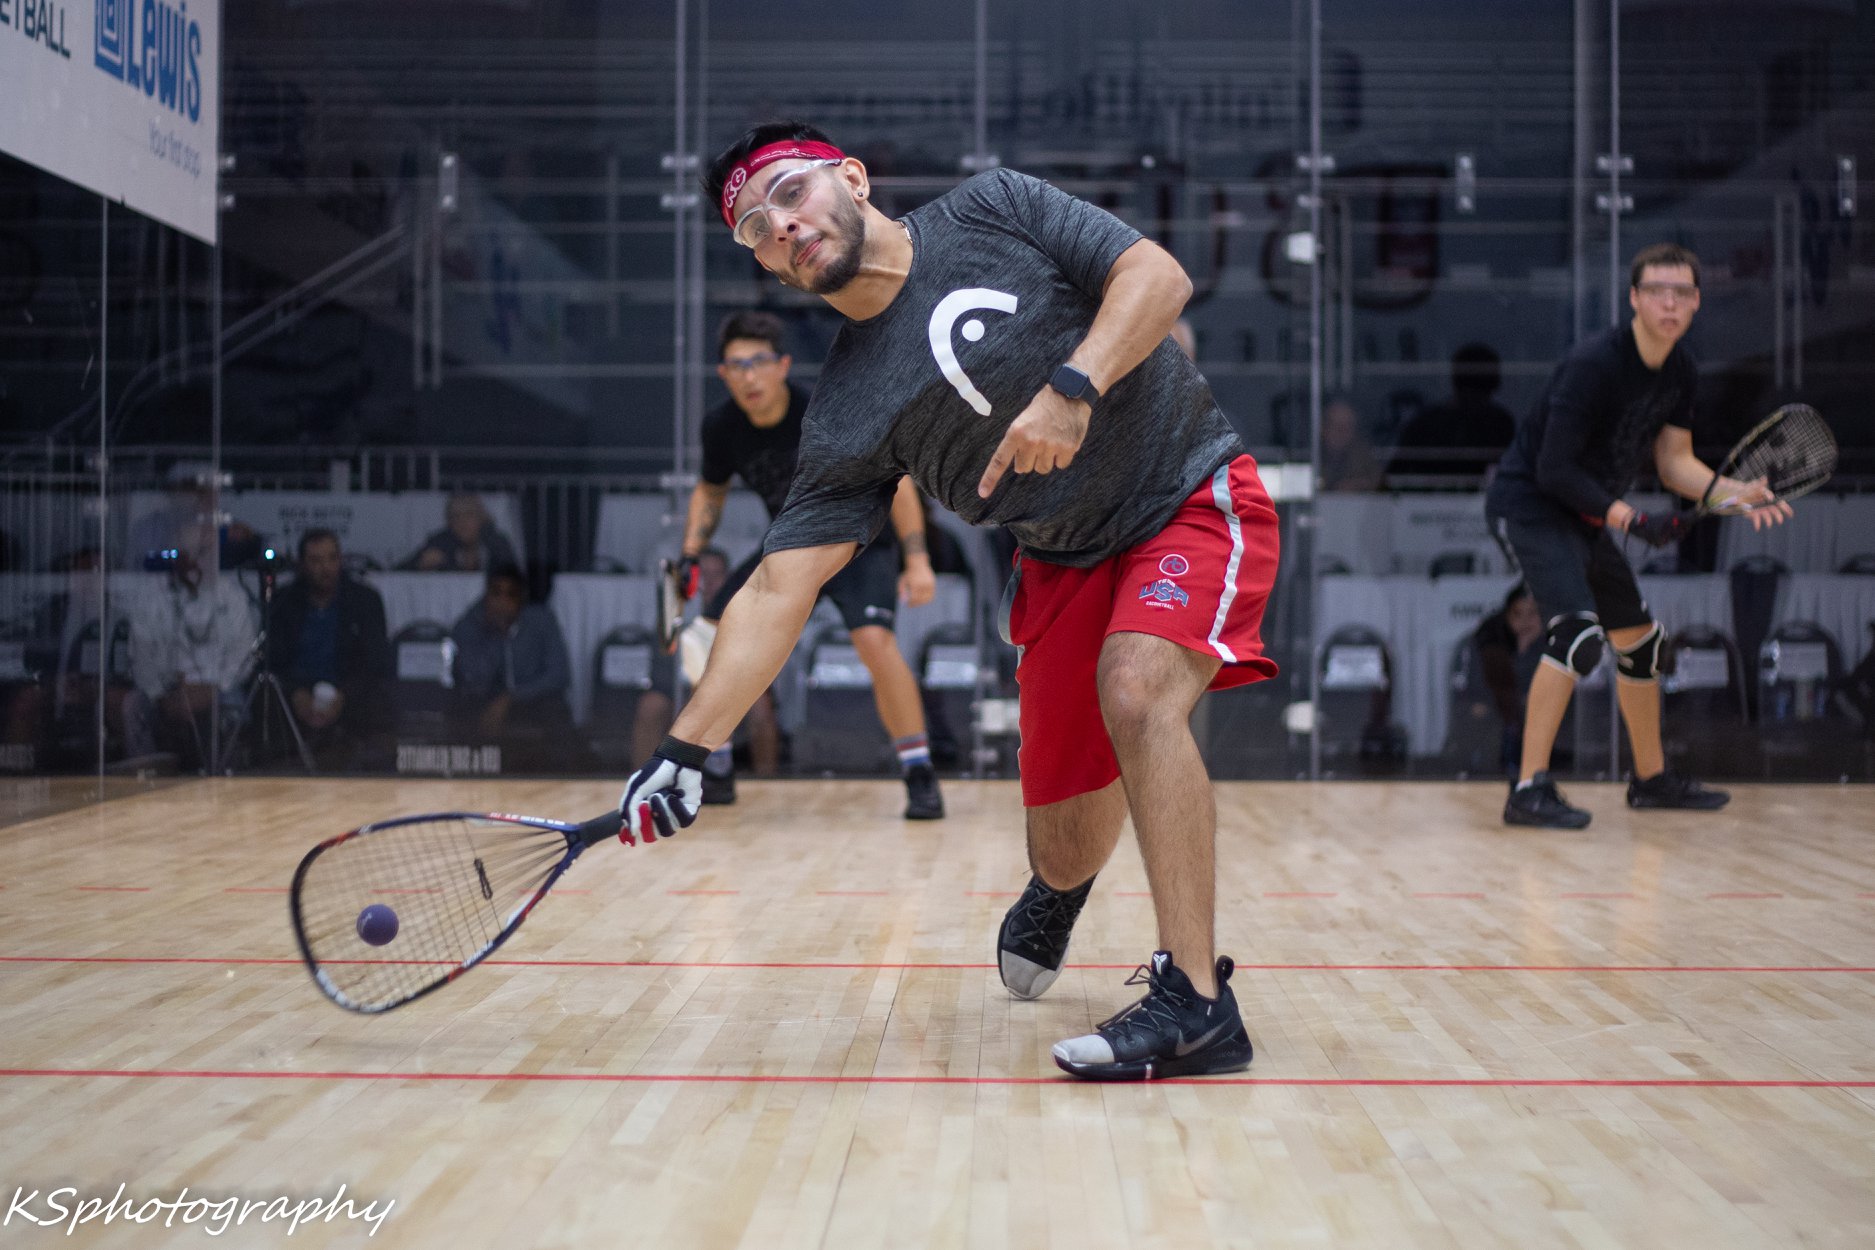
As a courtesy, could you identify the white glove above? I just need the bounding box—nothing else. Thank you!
[617,736,709,845]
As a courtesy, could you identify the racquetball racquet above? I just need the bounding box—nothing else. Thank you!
[1695,403,1837,518]
[290,809,622,1013]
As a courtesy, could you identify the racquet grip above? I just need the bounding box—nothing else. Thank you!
[576,811,625,847]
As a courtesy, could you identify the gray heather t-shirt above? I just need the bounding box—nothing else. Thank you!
[762,168,1244,569]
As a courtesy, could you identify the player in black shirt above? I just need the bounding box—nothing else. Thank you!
[675,310,945,820]
[1486,244,1791,828]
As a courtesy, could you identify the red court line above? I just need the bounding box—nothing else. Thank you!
[668,889,739,896]
[554,890,593,896]
[2,955,1871,974]
[1413,892,1486,900]
[1265,892,1338,899]
[816,891,891,897]
[1861,894,1875,900]
[224,887,288,894]
[375,888,441,895]
[1561,893,1638,899]
[1,1067,1868,1090]
[965,891,1020,897]
[76,886,150,893]
[1708,893,1784,900]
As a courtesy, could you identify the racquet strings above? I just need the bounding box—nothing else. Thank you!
[295,817,570,1011]
[1717,404,1838,507]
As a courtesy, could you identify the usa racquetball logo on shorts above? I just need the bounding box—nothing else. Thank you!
[1138,579,1189,609]
[1139,553,1191,609]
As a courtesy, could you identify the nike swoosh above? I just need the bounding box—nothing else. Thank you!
[1174,1019,1232,1057]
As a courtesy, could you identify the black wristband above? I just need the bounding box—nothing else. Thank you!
[655,735,712,770]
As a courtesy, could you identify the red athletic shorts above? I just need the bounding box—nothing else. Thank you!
[1005,454,1280,807]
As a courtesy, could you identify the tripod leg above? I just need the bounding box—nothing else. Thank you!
[215,675,269,775]
[265,674,318,774]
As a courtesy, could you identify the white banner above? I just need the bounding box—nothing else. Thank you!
[0,0,219,243]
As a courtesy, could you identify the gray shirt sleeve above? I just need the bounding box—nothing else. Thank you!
[975,168,1143,299]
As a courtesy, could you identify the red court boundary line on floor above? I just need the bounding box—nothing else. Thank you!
[1266,892,1338,898]
[0,1067,1868,1090]
[1413,892,1486,900]
[2,955,1871,974]
[224,887,287,894]
[75,886,150,893]
[1708,892,1784,899]
[815,891,892,897]
[668,889,738,896]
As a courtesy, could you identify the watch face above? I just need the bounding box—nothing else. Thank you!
[1053,365,1092,400]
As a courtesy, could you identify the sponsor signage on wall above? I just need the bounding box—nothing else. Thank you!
[0,0,219,242]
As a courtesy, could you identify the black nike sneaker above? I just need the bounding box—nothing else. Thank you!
[1503,772,1592,829]
[903,763,945,820]
[1051,951,1254,1081]
[997,873,1095,1000]
[1627,769,1729,810]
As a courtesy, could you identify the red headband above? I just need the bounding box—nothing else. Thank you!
[720,140,847,227]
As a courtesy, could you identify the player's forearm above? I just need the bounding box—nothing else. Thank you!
[1067,240,1192,395]
[671,545,854,749]
[1657,452,1714,501]
[682,484,729,556]
[889,480,930,563]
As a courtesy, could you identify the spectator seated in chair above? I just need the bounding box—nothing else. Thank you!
[448,563,582,769]
[402,492,520,573]
[124,529,258,770]
[266,528,394,769]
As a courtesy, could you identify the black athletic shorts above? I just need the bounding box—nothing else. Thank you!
[706,537,900,632]
[1485,480,1651,633]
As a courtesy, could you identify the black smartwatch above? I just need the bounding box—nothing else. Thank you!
[1048,362,1101,405]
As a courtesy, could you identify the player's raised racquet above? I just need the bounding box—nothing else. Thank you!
[1695,403,1837,518]
[290,809,621,1013]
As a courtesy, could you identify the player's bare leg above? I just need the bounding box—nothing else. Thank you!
[851,624,943,818]
[1026,779,1127,889]
[1608,623,1664,780]
[1096,630,1222,998]
[1517,662,1576,784]
[850,625,925,739]
[997,780,1126,1000]
[1610,621,1728,810]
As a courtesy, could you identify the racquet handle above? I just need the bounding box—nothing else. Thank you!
[576,811,625,847]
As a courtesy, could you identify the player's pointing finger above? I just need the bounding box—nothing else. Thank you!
[979,434,1015,498]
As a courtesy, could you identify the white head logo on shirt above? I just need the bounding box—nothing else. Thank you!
[927,288,1019,416]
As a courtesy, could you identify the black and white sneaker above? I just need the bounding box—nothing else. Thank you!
[903,763,945,820]
[1503,772,1592,829]
[997,873,1094,1000]
[1627,769,1729,810]
[1051,951,1254,1081]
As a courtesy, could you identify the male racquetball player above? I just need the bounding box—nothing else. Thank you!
[617,121,1280,1081]
[1487,243,1791,829]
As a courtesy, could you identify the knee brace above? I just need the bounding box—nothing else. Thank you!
[1614,621,1665,683]
[1542,612,1605,678]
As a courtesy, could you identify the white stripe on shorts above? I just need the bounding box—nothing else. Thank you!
[1206,462,1244,663]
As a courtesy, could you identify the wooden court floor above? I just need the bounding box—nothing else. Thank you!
[0,777,1871,1249]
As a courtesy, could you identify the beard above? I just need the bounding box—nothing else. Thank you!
[799,193,867,295]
